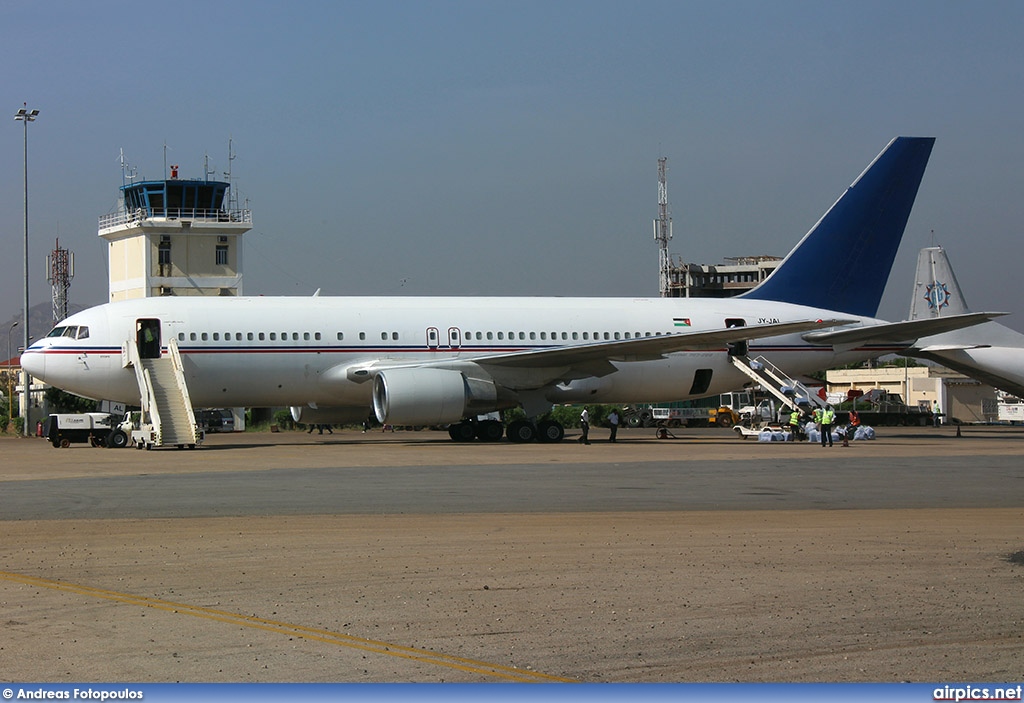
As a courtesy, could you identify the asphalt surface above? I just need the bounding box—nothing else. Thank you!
[2,427,1023,519]
[2,426,1023,683]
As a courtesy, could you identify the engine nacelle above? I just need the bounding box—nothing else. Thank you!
[372,367,473,426]
[289,405,369,425]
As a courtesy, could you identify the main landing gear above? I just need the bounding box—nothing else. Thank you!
[447,419,565,443]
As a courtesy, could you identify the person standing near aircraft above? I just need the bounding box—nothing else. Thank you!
[820,405,835,447]
[789,408,803,441]
[607,408,619,443]
[578,407,590,444]
[848,408,861,440]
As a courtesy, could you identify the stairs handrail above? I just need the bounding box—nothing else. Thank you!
[125,340,149,416]
[748,355,826,408]
[141,366,163,444]
[167,338,199,444]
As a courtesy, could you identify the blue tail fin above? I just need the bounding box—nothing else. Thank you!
[741,136,935,317]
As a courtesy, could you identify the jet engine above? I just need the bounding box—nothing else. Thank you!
[289,406,369,425]
[372,367,496,426]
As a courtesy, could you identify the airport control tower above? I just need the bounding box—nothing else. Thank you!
[98,165,252,301]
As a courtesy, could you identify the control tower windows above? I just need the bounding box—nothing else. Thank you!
[158,238,171,266]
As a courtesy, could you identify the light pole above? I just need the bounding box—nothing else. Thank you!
[6,321,17,427]
[15,104,39,437]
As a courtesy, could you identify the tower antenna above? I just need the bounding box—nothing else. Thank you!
[654,157,673,297]
[47,238,74,324]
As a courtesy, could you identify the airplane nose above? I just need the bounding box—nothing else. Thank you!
[20,348,44,381]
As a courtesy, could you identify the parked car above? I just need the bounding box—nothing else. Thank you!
[196,409,235,433]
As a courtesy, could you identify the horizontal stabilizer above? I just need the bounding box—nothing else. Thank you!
[801,312,1004,346]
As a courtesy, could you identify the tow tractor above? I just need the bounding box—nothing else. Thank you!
[46,413,128,448]
[45,410,203,450]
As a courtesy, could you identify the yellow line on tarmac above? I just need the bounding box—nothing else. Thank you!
[0,570,575,683]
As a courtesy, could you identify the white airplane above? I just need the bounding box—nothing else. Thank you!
[903,245,1024,397]
[22,137,997,442]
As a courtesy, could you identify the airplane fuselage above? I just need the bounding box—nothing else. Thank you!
[24,295,899,415]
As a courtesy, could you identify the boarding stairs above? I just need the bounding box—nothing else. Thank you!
[125,338,201,447]
[729,354,827,414]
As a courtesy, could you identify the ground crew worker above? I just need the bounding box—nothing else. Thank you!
[578,407,591,445]
[848,408,861,440]
[789,409,803,441]
[820,405,835,447]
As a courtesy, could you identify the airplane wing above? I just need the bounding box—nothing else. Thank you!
[905,349,1024,399]
[912,343,991,353]
[474,318,853,368]
[340,318,852,384]
[800,312,1005,346]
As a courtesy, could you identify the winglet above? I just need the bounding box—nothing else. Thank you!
[742,137,935,317]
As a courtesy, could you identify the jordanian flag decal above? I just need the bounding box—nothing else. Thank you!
[673,318,691,327]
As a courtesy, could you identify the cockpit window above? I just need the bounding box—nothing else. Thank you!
[46,326,68,338]
[76,326,89,340]
[63,327,79,338]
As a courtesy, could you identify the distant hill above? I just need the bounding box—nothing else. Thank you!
[2,301,90,350]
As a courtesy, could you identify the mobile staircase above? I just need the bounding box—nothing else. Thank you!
[124,338,202,449]
[729,354,828,414]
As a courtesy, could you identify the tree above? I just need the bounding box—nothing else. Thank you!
[44,388,97,414]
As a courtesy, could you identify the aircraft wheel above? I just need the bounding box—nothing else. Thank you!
[475,420,504,442]
[107,429,129,449]
[506,420,536,443]
[448,422,476,442]
[536,420,564,443]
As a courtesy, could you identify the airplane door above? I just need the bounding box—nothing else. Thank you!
[426,327,440,350]
[448,327,462,349]
[136,319,162,359]
[725,318,747,357]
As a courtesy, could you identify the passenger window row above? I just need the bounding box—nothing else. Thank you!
[463,330,665,342]
[173,329,668,344]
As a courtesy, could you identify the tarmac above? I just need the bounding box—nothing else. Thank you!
[1,424,1022,682]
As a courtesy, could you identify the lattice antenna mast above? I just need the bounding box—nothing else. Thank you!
[47,238,74,324]
[654,157,673,297]
[224,136,238,211]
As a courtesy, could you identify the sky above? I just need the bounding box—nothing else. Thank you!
[3,0,1024,341]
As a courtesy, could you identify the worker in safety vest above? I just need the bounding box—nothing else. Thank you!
[788,409,803,441]
[820,405,836,447]
[847,409,861,440]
